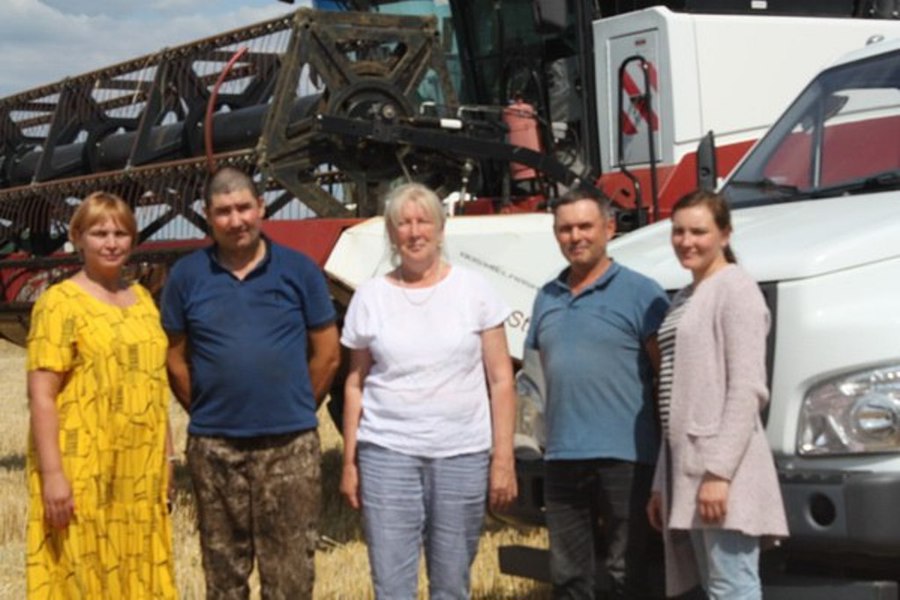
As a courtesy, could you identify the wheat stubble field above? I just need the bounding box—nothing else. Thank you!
[0,339,550,599]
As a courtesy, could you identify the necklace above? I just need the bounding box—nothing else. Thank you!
[396,263,444,306]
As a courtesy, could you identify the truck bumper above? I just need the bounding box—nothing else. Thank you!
[779,467,900,554]
[498,546,898,598]
[764,575,897,600]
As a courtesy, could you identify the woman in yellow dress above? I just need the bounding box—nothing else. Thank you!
[25,191,177,599]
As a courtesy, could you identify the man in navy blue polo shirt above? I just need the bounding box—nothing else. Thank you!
[162,167,340,599]
[526,190,669,599]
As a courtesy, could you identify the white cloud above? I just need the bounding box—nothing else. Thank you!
[0,0,297,97]
[40,0,143,17]
[151,0,218,12]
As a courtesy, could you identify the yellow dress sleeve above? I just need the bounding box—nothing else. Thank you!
[26,284,77,373]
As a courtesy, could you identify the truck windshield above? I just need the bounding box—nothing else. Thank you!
[724,47,900,207]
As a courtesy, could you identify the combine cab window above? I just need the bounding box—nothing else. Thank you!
[367,0,565,105]
[337,0,460,106]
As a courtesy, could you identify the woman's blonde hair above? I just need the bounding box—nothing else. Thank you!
[68,191,138,247]
[384,183,446,235]
[383,183,446,265]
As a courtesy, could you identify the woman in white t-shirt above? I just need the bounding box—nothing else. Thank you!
[340,183,517,599]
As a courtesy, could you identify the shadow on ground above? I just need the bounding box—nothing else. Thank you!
[474,590,551,600]
[0,453,25,470]
[319,447,365,544]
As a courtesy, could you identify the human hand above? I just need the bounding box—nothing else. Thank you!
[41,470,75,529]
[646,491,664,532]
[697,473,730,524]
[340,462,361,510]
[489,455,518,511]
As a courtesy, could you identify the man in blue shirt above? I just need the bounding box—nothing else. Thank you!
[162,167,340,599]
[526,190,669,599]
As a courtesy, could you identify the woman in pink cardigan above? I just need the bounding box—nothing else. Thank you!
[646,190,788,599]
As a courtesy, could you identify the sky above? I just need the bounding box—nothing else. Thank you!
[0,0,311,97]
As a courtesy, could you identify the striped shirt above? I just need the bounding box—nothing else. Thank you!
[657,289,693,434]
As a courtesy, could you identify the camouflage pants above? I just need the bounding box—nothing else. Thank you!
[186,430,321,600]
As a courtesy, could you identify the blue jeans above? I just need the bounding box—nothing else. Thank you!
[689,528,761,600]
[357,442,490,600]
[544,459,662,599]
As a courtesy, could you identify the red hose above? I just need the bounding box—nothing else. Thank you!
[205,46,249,173]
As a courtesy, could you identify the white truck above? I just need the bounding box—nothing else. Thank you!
[604,34,900,597]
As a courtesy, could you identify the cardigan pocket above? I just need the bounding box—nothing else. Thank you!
[683,434,714,477]
[686,420,720,437]
[686,396,723,436]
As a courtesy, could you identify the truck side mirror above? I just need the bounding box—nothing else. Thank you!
[696,130,718,191]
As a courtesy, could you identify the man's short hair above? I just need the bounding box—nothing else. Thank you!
[550,187,614,219]
[203,167,260,207]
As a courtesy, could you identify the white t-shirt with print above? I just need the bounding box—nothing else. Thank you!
[341,265,510,458]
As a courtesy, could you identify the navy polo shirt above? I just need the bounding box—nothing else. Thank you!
[525,262,669,463]
[161,238,336,437]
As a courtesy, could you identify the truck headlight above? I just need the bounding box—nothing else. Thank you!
[798,364,900,455]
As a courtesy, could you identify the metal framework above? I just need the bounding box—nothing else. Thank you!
[0,8,459,254]
[0,7,594,344]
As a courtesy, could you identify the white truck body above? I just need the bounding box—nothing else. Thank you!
[610,190,900,460]
[607,36,900,592]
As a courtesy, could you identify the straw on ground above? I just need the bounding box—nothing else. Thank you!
[0,339,549,599]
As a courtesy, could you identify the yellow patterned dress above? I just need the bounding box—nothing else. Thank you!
[25,279,177,599]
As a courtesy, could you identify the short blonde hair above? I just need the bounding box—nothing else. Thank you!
[69,191,137,247]
[383,183,446,242]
